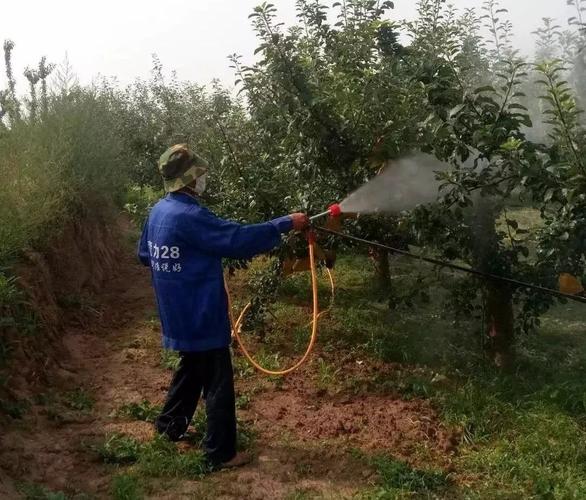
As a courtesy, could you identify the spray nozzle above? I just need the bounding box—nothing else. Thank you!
[309,203,342,222]
[328,203,342,217]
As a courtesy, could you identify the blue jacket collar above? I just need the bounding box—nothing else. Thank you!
[168,192,200,205]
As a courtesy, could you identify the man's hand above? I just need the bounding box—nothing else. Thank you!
[290,213,310,231]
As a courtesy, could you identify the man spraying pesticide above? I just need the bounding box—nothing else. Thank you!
[137,144,309,469]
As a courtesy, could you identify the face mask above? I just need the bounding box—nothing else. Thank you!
[194,173,207,195]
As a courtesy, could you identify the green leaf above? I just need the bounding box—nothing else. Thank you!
[449,104,466,119]
[474,85,496,94]
[508,103,528,111]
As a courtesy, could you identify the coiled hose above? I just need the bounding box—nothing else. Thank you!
[225,232,331,376]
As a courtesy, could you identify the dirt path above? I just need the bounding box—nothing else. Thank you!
[0,249,456,499]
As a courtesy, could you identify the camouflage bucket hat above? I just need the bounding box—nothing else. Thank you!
[158,144,209,193]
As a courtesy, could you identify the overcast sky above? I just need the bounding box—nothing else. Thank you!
[0,0,578,90]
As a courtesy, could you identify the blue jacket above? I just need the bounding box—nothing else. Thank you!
[138,192,293,352]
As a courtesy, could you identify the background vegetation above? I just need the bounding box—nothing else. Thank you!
[1,0,585,369]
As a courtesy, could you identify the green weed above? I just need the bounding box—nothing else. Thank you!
[183,408,255,452]
[0,273,20,305]
[370,455,449,495]
[0,397,28,419]
[250,346,283,377]
[57,294,99,316]
[237,418,256,451]
[160,349,181,371]
[183,408,207,446]
[18,482,68,500]
[111,474,143,500]
[235,393,251,410]
[94,434,141,464]
[0,83,126,266]
[95,433,210,480]
[34,389,95,423]
[35,392,64,423]
[233,353,255,378]
[124,185,163,226]
[138,434,210,479]
[315,357,341,391]
[285,488,319,500]
[63,388,94,412]
[0,271,38,369]
[117,400,161,423]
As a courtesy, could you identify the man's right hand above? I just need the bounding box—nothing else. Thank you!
[290,213,310,231]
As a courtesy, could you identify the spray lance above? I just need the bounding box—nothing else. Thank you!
[309,203,342,223]
[306,204,586,305]
[305,154,586,304]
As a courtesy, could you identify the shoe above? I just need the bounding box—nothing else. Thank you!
[216,452,252,469]
[155,416,189,442]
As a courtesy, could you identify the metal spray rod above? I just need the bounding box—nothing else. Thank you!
[314,225,586,305]
[309,204,342,222]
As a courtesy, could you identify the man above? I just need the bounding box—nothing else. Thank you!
[137,144,308,468]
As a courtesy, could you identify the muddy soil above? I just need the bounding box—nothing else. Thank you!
[0,237,457,499]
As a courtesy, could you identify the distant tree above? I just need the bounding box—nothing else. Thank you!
[53,53,80,97]
[23,67,40,122]
[3,40,20,123]
[38,57,55,118]
[533,18,563,63]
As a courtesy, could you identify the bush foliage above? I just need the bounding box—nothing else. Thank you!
[1,0,586,363]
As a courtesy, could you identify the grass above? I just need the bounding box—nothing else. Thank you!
[0,271,39,372]
[116,400,161,423]
[233,352,256,378]
[138,435,210,478]
[0,397,29,419]
[63,388,95,412]
[94,433,210,478]
[259,253,586,498]
[160,349,181,371]
[18,483,67,500]
[285,488,319,500]
[33,388,95,423]
[183,407,256,452]
[314,357,342,392]
[123,185,163,227]
[17,482,93,500]
[369,455,449,496]
[111,474,143,500]
[95,407,255,482]
[94,434,142,464]
[235,392,251,410]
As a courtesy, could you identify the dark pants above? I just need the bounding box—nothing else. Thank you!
[155,347,237,465]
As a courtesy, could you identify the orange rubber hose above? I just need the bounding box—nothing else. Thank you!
[225,237,323,376]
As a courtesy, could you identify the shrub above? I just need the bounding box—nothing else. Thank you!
[111,474,143,500]
[117,400,161,423]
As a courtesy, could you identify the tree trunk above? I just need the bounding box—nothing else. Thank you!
[485,282,515,369]
[371,247,391,289]
[472,197,515,368]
